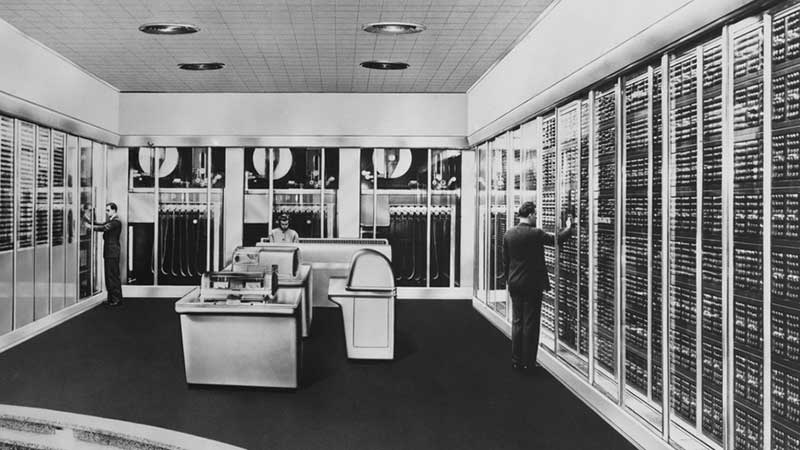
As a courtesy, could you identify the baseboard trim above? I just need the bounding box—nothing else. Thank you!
[122,285,195,298]
[471,297,511,337]
[0,293,105,354]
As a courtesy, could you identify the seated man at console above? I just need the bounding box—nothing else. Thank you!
[270,213,299,243]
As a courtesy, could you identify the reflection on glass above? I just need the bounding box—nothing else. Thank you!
[65,135,78,306]
[361,148,429,287]
[274,148,323,238]
[127,148,155,285]
[429,149,461,287]
[593,87,619,401]
[78,139,93,299]
[475,144,488,302]
[541,116,557,339]
[488,138,508,317]
[557,105,581,365]
[244,148,337,243]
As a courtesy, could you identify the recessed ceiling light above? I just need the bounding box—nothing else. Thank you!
[139,23,200,35]
[362,22,426,35]
[178,62,225,71]
[360,61,410,70]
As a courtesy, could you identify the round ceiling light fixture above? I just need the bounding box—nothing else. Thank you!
[360,61,410,70]
[362,22,426,35]
[178,62,225,71]
[139,23,200,35]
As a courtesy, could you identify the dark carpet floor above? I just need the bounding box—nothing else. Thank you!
[0,299,636,450]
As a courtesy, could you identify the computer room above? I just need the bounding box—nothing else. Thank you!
[0,0,796,449]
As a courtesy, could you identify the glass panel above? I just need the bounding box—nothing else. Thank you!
[700,40,724,445]
[540,115,557,341]
[156,148,209,285]
[579,100,591,361]
[91,141,104,295]
[475,144,488,303]
[64,135,78,307]
[429,149,461,287]
[771,6,800,450]
[651,67,665,409]
[731,23,765,450]
[557,105,582,368]
[243,147,270,244]
[127,147,155,285]
[273,148,323,238]
[668,49,700,428]
[0,116,13,334]
[323,148,339,238]
[622,69,664,429]
[78,138,92,299]
[360,148,429,287]
[488,138,508,317]
[51,132,66,313]
[593,87,619,401]
[34,127,50,319]
[209,147,225,271]
[16,121,35,326]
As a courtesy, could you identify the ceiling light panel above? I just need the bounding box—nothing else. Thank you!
[0,0,556,93]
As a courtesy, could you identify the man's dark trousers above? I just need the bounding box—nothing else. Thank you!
[104,258,122,304]
[510,289,543,368]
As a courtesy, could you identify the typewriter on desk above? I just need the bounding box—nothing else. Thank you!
[198,271,277,304]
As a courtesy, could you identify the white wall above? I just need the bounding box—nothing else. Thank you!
[467,0,756,143]
[118,93,467,148]
[0,17,119,137]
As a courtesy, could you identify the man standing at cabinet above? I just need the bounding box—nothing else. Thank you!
[503,201,574,372]
[85,202,123,306]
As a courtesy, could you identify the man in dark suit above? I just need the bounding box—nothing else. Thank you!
[85,202,123,306]
[503,201,574,372]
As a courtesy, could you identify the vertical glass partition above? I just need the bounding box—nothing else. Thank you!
[51,132,66,313]
[770,5,800,450]
[360,148,461,290]
[475,144,488,303]
[488,139,508,315]
[540,116,557,339]
[78,138,93,298]
[157,147,211,285]
[34,127,50,319]
[730,19,765,450]
[429,149,461,287]
[0,117,13,334]
[593,86,619,400]
[244,148,337,244]
[16,121,36,326]
[557,104,581,362]
[64,135,78,306]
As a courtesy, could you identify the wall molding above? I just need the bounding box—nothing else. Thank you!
[0,90,120,145]
[0,294,105,354]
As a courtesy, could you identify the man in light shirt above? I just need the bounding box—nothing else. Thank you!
[270,213,299,243]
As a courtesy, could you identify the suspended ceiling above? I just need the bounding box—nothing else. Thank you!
[0,0,556,93]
